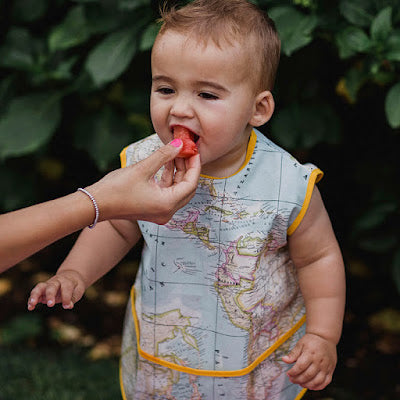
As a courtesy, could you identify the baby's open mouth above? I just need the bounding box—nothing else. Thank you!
[172,126,199,158]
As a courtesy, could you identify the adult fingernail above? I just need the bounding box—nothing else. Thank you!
[170,138,182,147]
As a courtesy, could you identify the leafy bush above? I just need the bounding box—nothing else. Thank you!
[0,0,399,291]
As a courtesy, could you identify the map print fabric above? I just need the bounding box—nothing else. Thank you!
[120,129,323,400]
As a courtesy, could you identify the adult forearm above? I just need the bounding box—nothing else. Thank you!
[0,192,94,272]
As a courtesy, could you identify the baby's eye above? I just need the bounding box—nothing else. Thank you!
[199,92,218,100]
[156,87,175,95]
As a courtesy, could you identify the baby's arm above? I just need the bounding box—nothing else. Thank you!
[28,219,141,310]
[284,187,346,390]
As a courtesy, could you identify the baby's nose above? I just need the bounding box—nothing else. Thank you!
[170,96,194,118]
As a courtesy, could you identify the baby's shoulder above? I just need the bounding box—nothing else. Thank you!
[121,134,163,167]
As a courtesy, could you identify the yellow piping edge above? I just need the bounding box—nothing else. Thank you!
[119,363,127,400]
[287,168,324,236]
[129,286,306,378]
[200,130,257,180]
[294,387,308,400]
[120,146,128,168]
[120,130,256,178]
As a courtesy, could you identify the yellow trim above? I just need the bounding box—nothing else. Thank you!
[294,388,308,400]
[129,286,306,377]
[200,130,257,180]
[120,130,256,177]
[287,168,324,236]
[120,146,128,168]
[119,364,127,400]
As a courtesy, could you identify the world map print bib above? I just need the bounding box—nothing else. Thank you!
[119,129,323,400]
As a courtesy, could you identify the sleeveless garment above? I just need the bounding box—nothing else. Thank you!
[119,129,323,400]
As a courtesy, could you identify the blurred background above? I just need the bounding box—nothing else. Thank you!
[0,0,399,399]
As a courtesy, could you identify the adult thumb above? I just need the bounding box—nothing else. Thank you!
[138,139,182,176]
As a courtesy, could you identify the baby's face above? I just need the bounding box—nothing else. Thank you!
[150,30,259,178]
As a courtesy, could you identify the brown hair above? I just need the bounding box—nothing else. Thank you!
[156,0,281,91]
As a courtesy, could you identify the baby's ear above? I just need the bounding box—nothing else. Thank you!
[250,91,275,127]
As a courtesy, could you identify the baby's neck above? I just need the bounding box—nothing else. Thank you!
[201,147,248,179]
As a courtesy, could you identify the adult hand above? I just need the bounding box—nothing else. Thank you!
[87,139,201,224]
[0,139,200,272]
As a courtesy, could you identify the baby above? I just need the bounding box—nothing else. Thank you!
[28,1,346,399]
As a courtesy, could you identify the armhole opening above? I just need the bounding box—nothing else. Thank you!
[287,168,324,236]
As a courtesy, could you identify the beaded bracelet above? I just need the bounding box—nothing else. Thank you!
[77,188,99,229]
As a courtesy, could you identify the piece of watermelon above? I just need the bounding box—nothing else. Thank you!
[173,126,198,158]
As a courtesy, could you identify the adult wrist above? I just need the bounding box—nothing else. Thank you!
[77,188,99,228]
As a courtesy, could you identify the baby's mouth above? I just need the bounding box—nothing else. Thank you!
[172,127,199,143]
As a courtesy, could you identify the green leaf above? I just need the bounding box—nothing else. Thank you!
[140,22,160,52]
[48,56,79,80]
[386,30,400,61]
[335,31,357,59]
[86,7,121,35]
[85,28,137,87]
[48,5,91,52]
[74,107,134,170]
[270,103,341,150]
[339,0,374,27]
[0,27,35,70]
[12,0,47,22]
[371,7,392,42]
[336,26,371,56]
[385,82,400,128]
[268,6,318,56]
[353,202,397,233]
[118,0,150,11]
[0,76,16,111]
[343,67,369,102]
[0,93,62,160]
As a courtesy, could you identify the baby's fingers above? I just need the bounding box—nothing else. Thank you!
[60,280,85,310]
[301,371,332,391]
[288,363,319,386]
[43,279,62,307]
[286,353,312,378]
[28,283,50,310]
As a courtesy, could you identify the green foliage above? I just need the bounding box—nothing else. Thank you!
[0,314,43,345]
[0,347,120,399]
[269,6,318,56]
[385,81,400,127]
[0,93,62,160]
[48,6,91,52]
[85,27,138,87]
[0,0,399,293]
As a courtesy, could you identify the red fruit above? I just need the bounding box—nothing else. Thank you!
[173,126,198,158]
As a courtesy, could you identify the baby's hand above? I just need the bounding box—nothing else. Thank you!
[282,333,337,391]
[27,270,86,311]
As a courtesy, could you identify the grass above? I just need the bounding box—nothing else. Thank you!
[0,346,120,400]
